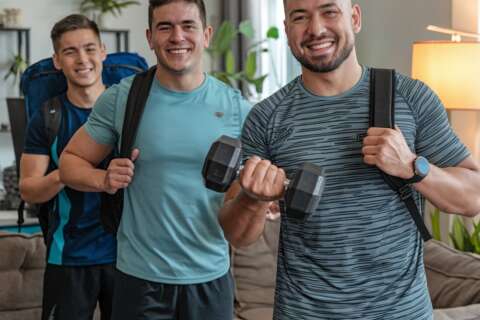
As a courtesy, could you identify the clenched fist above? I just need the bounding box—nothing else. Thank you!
[104,149,140,194]
[362,126,416,179]
[239,156,286,202]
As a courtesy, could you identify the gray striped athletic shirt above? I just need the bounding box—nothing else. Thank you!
[241,67,469,320]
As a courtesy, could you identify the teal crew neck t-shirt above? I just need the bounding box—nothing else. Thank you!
[85,73,251,284]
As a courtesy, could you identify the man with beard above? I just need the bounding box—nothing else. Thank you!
[218,0,480,319]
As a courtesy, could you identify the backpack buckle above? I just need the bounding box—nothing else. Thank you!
[398,185,413,200]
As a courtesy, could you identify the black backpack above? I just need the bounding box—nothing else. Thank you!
[21,66,156,236]
[369,68,431,242]
[17,52,149,234]
[100,66,157,233]
[36,96,62,240]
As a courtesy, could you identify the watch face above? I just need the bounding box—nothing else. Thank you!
[415,156,430,177]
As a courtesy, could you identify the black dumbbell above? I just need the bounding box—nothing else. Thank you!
[202,135,326,220]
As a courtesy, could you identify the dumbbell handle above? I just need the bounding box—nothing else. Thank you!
[238,165,290,187]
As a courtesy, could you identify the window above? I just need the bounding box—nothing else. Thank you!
[249,0,301,100]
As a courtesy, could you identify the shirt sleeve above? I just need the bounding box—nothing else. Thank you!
[23,108,50,155]
[84,84,122,147]
[404,79,470,167]
[241,101,272,162]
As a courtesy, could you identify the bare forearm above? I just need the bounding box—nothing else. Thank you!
[59,152,106,192]
[415,165,480,216]
[20,170,64,203]
[219,191,270,248]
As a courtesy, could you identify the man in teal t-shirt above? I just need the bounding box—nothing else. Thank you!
[59,1,250,319]
[218,1,480,320]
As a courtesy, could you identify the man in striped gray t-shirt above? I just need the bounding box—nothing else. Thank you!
[219,0,480,319]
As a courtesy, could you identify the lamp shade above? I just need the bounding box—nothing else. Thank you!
[411,41,480,110]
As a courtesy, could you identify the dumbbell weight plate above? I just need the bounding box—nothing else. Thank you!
[284,163,325,220]
[202,135,242,192]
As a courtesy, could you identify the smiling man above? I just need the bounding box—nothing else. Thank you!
[218,0,480,319]
[19,14,115,320]
[59,1,251,319]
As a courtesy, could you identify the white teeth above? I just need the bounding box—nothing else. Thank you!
[310,42,333,50]
[169,49,188,54]
[76,68,92,74]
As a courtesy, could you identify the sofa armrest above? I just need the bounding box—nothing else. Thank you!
[425,239,480,308]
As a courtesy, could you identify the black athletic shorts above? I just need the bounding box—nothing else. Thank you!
[111,269,234,320]
[41,263,115,320]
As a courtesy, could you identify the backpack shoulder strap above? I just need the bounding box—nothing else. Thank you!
[120,66,157,157]
[41,96,62,150]
[18,96,62,232]
[369,68,432,242]
[369,68,395,128]
[99,66,156,234]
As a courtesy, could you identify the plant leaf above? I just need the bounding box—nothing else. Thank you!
[211,21,237,54]
[225,50,236,74]
[450,234,460,251]
[266,26,279,39]
[430,208,442,241]
[239,20,254,39]
[4,55,27,81]
[458,218,474,252]
[246,74,268,94]
[471,222,480,254]
[80,0,139,15]
[450,216,465,251]
[244,51,257,80]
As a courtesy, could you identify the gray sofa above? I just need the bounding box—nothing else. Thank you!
[2,223,480,320]
[0,232,45,320]
[0,231,102,320]
[232,219,480,320]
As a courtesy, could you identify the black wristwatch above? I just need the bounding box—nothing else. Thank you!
[404,156,430,184]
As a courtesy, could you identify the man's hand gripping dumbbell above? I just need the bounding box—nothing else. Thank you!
[202,135,326,220]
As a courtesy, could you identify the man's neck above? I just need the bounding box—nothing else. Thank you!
[155,66,205,92]
[301,52,363,97]
[66,82,106,109]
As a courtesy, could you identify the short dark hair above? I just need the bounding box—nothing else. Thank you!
[51,14,101,52]
[148,0,207,29]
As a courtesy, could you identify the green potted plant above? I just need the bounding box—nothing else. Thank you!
[207,20,280,100]
[449,216,480,254]
[4,54,27,84]
[4,54,27,99]
[80,0,140,27]
[430,208,480,254]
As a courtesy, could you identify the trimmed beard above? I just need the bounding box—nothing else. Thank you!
[293,42,354,73]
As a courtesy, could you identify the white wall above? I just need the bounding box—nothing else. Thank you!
[355,0,451,76]
[0,0,220,170]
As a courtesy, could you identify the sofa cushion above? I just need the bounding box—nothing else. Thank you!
[433,303,480,320]
[0,308,43,320]
[236,307,273,320]
[232,219,280,315]
[0,232,45,314]
[425,239,480,308]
